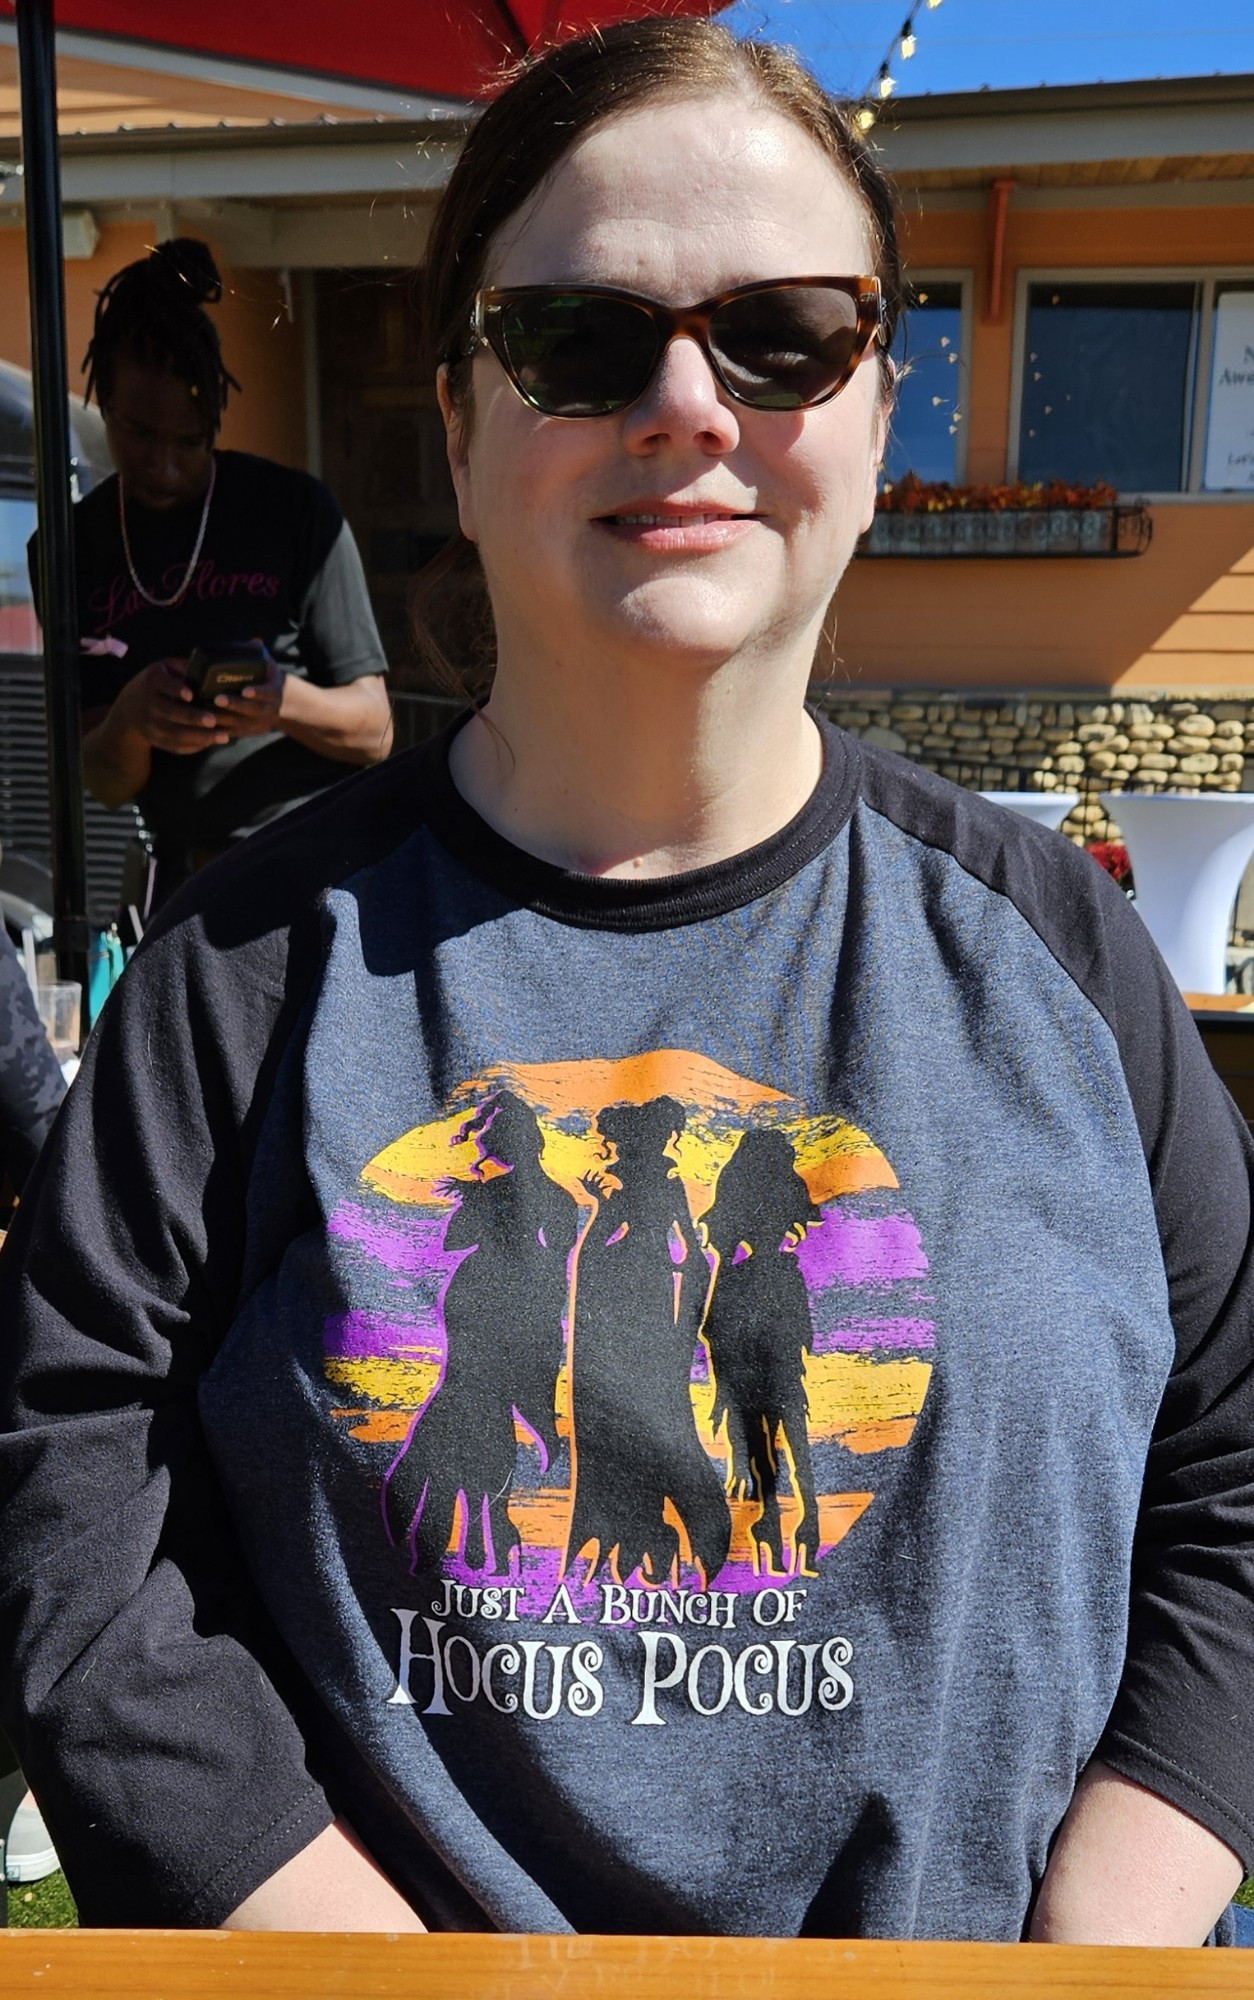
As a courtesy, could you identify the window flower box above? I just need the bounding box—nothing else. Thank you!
[1047,508,1082,555]
[1016,510,1051,555]
[985,512,1019,557]
[1080,506,1115,553]
[859,478,1150,560]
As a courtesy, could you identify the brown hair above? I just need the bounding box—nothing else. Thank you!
[413,17,903,692]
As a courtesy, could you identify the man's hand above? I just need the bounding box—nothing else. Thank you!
[211,657,393,766]
[112,658,232,755]
[209,652,287,741]
[83,658,229,806]
[84,649,391,812]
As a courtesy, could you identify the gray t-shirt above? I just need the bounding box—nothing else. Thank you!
[1,719,1252,1934]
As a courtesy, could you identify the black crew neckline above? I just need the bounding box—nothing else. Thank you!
[422,710,862,932]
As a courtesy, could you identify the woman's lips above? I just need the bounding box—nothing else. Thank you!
[594,508,759,552]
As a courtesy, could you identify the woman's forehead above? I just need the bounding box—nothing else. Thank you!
[485,93,872,293]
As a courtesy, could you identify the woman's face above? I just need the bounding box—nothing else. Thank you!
[441,92,887,686]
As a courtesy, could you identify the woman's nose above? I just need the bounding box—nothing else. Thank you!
[620,334,740,454]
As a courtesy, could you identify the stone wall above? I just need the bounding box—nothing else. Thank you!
[813,688,1254,846]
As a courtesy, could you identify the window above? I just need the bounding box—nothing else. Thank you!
[1013,271,1254,495]
[882,278,969,486]
[1019,281,1197,491]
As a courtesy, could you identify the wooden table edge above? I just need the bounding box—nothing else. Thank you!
[1,1929,1253,1996]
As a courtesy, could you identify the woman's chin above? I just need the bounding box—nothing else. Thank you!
[599,621,770,678]
[585,588,801,677]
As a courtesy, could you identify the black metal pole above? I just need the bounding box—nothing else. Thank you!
[15,0,90,1003]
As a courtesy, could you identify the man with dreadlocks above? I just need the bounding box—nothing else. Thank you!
[46,237,392,909]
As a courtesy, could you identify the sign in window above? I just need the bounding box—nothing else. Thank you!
[1204,289,1254,492]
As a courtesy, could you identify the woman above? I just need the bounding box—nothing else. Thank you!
[55,237,392,908]
[0,20,1251,1944]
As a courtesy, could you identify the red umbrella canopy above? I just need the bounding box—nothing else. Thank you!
[0,0,732,103]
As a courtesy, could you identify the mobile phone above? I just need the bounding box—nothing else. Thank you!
[184,641,269,706]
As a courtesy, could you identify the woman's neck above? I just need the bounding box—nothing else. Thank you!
[448,646,824,878]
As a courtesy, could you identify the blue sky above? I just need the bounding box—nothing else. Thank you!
[719,0,1254,100]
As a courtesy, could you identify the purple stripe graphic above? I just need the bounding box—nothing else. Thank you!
[794,1213,928,1290]
[328,1200,452,1277]
[324,1307,445,1363]
[812,1316,936,1354]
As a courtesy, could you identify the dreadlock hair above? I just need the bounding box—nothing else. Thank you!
[82,237,241,435]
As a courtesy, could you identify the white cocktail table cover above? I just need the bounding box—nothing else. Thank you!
[980,791,1079,832]
[1101,791,1254,996]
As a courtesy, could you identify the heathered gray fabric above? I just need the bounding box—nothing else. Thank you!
[198,799,1172,1939]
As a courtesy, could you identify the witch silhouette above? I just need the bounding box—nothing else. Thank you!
[565,1096,730,1587]
[384,1091,578,1575]
[702,1126,823,1575]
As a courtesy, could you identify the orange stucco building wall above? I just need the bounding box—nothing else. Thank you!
[828,193,1254,692]
[0,220,305,469]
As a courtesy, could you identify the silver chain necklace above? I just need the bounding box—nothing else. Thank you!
[118,456,216,609]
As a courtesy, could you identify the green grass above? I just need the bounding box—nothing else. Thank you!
[2,1869,1253,1930]
[6,1871,77,1928]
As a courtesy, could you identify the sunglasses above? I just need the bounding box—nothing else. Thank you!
[465,277,884,419]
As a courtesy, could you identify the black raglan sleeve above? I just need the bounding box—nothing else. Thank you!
[1087,889,1254,1869]
[853,742,1254,1870]
[0,897,335,1926]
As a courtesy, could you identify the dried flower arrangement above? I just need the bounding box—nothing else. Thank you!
[877,475,1120,516]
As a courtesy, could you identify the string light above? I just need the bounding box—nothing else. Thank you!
[857,0,947,125]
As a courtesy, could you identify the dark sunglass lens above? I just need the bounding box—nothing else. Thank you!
[499,294,661,416]
[711,285,862,409]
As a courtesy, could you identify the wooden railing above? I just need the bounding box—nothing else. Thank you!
[2,1932,1254,1998]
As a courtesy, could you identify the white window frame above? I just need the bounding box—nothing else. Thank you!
[1007,264,1254,501]
[888,268,974,487]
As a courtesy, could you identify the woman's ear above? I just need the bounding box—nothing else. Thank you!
[437,365,478,544]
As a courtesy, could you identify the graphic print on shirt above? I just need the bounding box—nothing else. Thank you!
[84,560,283,636]
[324,1050,936,1620]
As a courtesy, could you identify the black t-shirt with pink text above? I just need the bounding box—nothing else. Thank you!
[66,449,387,850]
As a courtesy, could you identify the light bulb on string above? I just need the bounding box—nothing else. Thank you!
[864,3,934,112]
[855,105,877,131]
